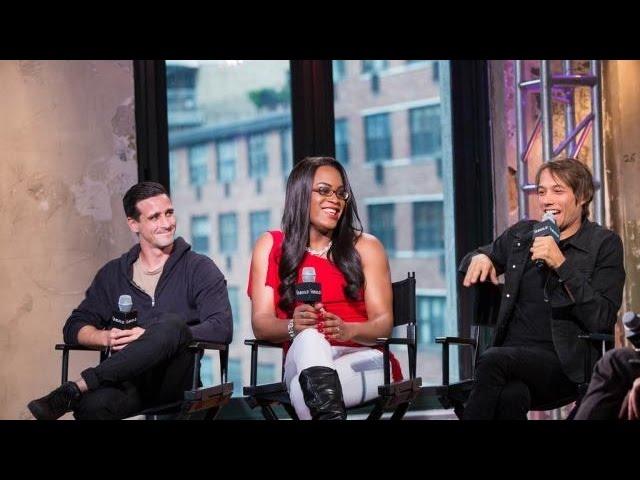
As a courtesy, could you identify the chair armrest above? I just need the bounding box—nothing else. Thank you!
[376,337,413,346]
[189,341,228,351]
[55,344,105,385]
[244,339,283,349]
[188,342,230,388]
[55,343,103,352]
[376,337,418,385]
[578,333,615,389]
[435,336,477,347]
[434,337,476,387]
[244,339,284,387]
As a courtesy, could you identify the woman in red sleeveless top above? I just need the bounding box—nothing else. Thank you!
[248,157,401,420]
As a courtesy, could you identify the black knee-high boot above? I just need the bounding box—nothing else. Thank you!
[299,366,347,420]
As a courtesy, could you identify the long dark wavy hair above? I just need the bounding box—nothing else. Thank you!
[278,156,364,315]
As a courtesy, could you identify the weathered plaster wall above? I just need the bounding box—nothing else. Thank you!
[602,60,640,345]
[0,61,138,418]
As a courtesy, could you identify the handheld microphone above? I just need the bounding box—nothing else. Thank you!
[295,267,322,306]
[622,311,640,349]
[119,295,133,313]
[533,211,560,268]
[111,294,138,330]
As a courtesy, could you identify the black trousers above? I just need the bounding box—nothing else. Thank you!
[462,345,577,420]
[74,313,195,420]
[574,347,640,420]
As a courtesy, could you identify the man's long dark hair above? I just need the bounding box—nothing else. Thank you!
[278,157,364,315]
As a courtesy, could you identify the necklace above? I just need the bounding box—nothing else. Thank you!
[144,265,163,275]
[306,242,332,257]
[136,257,165,275]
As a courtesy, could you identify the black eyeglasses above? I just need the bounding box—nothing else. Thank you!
[312,185,350,201]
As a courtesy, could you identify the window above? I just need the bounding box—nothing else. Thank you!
[165,62,202,129]
[228,286,240,332]
[165,59,460,401]
[249,133,268,179]
[200,354,216,387]
[257,362,277,384]
[250,210,270,249]
[332,60,346,82]
[417,295,446,346]
[364,113,392,162]
[280,127,292,178]
[228,359,243,397]
[410,105,442,158]
[413,202,444,251]
[368,204,395,253]
[332,60,455,388]
[169,150,179,192]
[218,213,237,254]
[334,119,349,164]
[190,215,210,255]
[165,60,293,402]
[362,60,389,74]
[188,144,209,186]
[216,138,236,183]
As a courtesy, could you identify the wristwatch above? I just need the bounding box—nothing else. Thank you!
[287,319,296,340]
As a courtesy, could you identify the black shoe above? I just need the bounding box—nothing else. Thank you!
[28,382,81,420]
[299,366,347,420]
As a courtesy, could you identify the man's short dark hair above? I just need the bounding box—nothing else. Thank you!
[535,157,595,220]
[122,182,169,220]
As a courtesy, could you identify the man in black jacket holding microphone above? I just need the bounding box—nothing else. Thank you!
[460,158,625,420]
[28,182,233,420]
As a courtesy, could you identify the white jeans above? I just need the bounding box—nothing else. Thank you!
[284,328,385,420]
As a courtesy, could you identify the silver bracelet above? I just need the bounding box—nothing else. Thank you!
[287,319,296,340]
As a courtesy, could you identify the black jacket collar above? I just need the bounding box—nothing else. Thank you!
[561,219,593,253]
[510,218,594,253]
[119,236,191,279]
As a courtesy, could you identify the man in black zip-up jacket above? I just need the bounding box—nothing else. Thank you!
[61,236,232,346]
[460,158,625,420]
[28,182,233,420]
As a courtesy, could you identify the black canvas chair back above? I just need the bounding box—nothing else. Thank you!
[391,273,417,378]
[55,340,233,420]
[429,280,613,418]
[469,281,502,369]
[243,272,422,420]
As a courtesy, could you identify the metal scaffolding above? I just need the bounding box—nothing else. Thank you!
[515,60,604,224]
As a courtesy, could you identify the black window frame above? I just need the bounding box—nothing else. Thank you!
[135,59,493,395]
